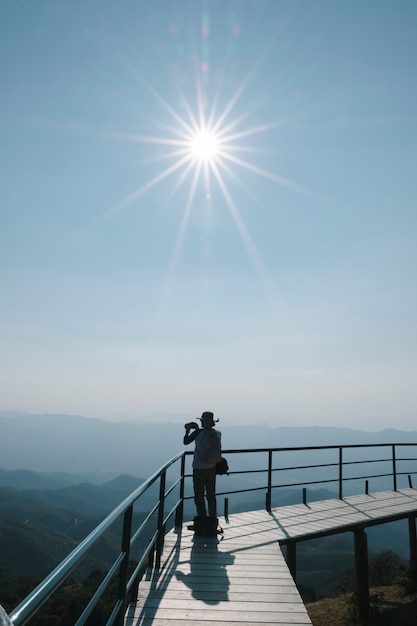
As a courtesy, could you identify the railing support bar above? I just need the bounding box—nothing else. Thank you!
[147,543,155,572]
[155,471,166,569]
[392,445,397,491]
[339,447,343,500]
[175,454,186,527]
[265,450,273,512]
[115,505,133,626]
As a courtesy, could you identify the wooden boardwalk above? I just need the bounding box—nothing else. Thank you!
[125,509,312,625]
[125,488,417,626]
[269,487,417,542]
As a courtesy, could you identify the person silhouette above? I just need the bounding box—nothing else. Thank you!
[183,411,222,518]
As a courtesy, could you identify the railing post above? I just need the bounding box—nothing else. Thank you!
[175,454,186,527]
[409,516,417,565]
[148,542,155,570]
[115,504,133,626]
[155,471,166,569]
[266,450,273,512]
[392,445,397,491]
[339,447,343,500]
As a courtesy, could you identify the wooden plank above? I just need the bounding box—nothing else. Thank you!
[127,610,311,624]
[138,583,298,596]
[125,614,311,626]
[138,589,302,602]
[135,599,308,612]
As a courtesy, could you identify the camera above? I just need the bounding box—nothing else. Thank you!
[185,421,199,430]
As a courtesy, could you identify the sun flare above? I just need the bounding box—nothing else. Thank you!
[188,128,220,163]
[105,69,306,222]
[103,65,309,314]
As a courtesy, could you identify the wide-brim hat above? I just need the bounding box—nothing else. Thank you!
[200,411,216,426]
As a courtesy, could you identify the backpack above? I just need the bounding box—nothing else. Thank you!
[197,429,221,465]
[187,516,224,537]
[215,457,229,475]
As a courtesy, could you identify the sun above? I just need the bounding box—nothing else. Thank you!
[188,128,220,163]
[103,72,306,222]
[102,67,309,314]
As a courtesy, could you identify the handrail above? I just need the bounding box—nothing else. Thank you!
[7,442,417,625]
[8,451,185,626]
[201,442,417,505]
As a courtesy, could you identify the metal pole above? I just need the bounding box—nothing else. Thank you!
[155,471,166,569]
[224,497,229,521]
[115,505,133,626]
[266,450,273,512]
[175,454,186,527]
[392,445,397,491]
[339,447,343,500]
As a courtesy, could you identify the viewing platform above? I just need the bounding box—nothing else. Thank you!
[125,488,417,626]
[7,443,417,625]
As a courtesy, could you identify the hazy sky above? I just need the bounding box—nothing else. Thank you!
[1,1,416,430]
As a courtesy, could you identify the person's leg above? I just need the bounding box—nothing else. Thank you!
[205,467,217,518]
[193,469,207,516]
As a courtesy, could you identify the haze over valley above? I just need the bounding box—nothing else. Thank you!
[1,411,416,477]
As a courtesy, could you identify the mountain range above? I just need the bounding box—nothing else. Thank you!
[1,411,416,479]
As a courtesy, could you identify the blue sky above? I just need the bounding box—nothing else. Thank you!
[1,1,416,429]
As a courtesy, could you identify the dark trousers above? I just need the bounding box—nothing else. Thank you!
[193,467,217,517]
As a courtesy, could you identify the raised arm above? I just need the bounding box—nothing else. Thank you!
[183,422,200,445]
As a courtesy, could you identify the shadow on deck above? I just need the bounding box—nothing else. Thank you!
[126,509,312,625]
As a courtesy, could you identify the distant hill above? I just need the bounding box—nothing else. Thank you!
[0,506,152,582]
[0,472,162,582]
[1,411,416,480]
[0,505,126,580]
[0,512,79,577]
[0,474,150,516]
[0,412,178,476]
[0,468,126,490]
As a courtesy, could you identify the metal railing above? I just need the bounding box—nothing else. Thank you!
[7,442,417,625]
[214,443,417,511]
[8,451,186,626]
